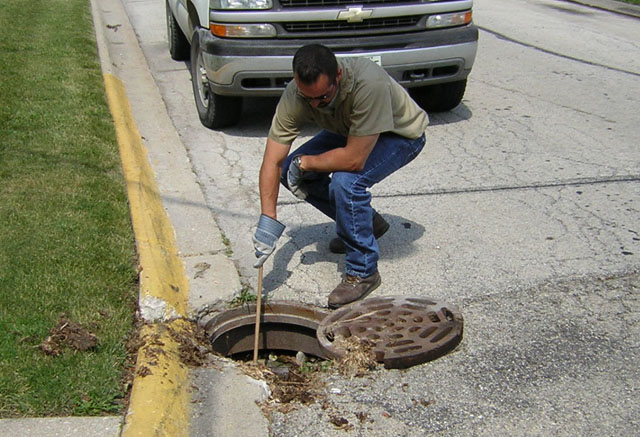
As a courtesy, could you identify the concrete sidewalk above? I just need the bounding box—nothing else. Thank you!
[0,417,122,437]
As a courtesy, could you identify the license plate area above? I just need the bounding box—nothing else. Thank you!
[338,54,382,66]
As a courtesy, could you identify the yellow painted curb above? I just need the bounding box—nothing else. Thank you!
[102,73,190,436]
[122,321,191,437]
[104,73,188,320]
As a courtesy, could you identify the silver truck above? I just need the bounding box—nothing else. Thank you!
[166,0,478,128]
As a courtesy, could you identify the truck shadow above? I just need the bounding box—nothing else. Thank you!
[425,103,473,126]
[221,98,472,138]
[224,97,280,137]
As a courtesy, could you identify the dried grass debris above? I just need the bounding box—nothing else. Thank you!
[333,336,378,378]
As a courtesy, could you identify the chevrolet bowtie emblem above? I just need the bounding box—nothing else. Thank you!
[337,6,373,23]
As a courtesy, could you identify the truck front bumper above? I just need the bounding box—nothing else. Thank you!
[197,25,478,96]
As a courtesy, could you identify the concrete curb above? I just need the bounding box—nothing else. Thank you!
[91,0,203,435]
[89,0,261,433]
[102,72,190,321]
[102,70,192,435]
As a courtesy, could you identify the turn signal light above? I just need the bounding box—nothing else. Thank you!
[210,23,276,38]
[426,11,472,29]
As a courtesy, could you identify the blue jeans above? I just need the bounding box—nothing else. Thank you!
[280,130,425,278]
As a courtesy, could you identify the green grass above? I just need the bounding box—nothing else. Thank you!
[617,0,640,5]
[0,0,138,417]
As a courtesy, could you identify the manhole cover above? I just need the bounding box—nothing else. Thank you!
[317,296,463,369]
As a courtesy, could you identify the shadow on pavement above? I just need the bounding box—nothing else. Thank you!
[426,103,473,126]
[263,214,425,294]
[219,97,472,137]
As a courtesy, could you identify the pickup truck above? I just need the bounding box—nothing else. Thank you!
[166,0,478,128]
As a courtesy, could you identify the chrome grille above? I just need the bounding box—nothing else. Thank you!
[283,16,420,33]
[280,0,409,6]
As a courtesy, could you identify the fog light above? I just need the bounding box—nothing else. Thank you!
[426,11,472,29]
[210,23,276,37]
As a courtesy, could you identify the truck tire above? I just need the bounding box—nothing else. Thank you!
[410,79,467,113]
[190,33,242,129]
[166,1,190,61]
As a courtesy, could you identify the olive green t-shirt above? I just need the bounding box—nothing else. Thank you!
[268,57,429,146]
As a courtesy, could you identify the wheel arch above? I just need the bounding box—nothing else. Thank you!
[187,0,207,39]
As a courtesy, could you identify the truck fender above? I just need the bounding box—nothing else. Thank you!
[188,0,208,32]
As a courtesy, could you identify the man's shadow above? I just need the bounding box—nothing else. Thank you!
[261,214,425,294]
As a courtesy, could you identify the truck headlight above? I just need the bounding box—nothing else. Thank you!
[426,11,472,29]
[210,23,276,37]
[212,0,272,9]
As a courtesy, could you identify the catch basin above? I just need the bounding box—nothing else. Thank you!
[205,301,330,359]
[205,296,463,369]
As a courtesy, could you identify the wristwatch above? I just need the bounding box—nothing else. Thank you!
[293,155,304,171]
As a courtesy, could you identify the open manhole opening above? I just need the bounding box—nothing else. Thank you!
[204,301,330,361]
[205,296,463,371]
[317,296,464,369]
[205,301,332,408]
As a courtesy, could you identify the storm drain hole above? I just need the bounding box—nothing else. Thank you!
[204,301,331,361]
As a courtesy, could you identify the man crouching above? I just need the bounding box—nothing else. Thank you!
[252,44,428,308]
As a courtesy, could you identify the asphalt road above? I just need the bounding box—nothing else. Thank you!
[122,0,639,434]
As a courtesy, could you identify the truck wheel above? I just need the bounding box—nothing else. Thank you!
[190,33,242,129]
[166,1,189,61]
[410,79,467,112]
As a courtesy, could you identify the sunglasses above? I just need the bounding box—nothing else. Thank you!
[297,81,336,103]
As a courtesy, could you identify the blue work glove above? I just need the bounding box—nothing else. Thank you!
[252,214,286,268]
[287,155,308,200]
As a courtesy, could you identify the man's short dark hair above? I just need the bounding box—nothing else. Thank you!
[293,44,338,85]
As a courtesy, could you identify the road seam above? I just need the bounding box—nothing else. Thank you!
[477,26,640,78]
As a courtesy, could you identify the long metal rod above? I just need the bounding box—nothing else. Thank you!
[252,265,264,363]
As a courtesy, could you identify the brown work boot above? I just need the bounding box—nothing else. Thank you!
[328,271,381,309]
[329,213,390,254]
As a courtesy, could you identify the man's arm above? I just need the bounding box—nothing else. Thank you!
[259,137,291,219]
[300,133,379,173]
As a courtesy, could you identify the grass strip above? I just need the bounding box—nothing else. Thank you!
[0,0,138,417]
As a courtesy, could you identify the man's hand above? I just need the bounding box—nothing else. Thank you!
[252,214,286,268]
[287,155,307,200]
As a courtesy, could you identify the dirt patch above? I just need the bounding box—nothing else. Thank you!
[238,356,327,415]
[129,320,218,379]
[241,355,368,431]
[167,321,214,367]
[39,317,98,356]
[329,414,353,430]
[235,337,378,419]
